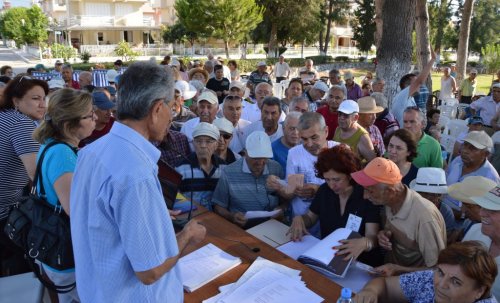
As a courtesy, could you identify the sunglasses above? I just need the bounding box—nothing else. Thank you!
[220,132,232,140]
[15,75,33,89]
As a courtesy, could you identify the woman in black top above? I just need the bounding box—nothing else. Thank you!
[288,144,383,266]
[387,129,419,186]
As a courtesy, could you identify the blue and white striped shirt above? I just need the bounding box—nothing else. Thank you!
[70,122,182,303]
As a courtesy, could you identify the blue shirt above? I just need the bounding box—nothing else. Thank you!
[390,86,416,127]
[272,137,290,174]
[70,122,182,303]
[400,270,497,303]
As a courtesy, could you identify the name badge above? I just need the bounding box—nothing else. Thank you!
[346,214,362,232]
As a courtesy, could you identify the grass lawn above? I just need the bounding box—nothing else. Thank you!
[330,68,496,95]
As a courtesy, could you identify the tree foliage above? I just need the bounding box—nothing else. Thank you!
[114,41,140,61]
[0,6,48,46]
[319,0,350,55]
[175,0,263,58]
[162,22,199,46]
[469,0,499,54]
[352,0,376,53]
[482,44,500,75]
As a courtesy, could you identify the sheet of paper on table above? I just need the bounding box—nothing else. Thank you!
[179,243,241,293]
[246,219,291,247]
[203,257,322,303]
[244,209,282,219]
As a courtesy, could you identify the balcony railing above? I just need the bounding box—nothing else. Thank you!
[64,15,155,27]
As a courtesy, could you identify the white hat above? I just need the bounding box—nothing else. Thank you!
[170,59,180,68]
[175,80,197,100]
[246,131,273,158]
[471,186,500,211]
[229,81,246,91]
[409,167,448,194]
[192,122,220,140]
[338,100,359,114]
[197,91,218,105]
[106,69,119,83]
[257,61,267,67]
[47,78,64,89]
[464,131,493,150]
[343,71,354,80]
[448,176,497,204]
[470,69,478,74]
[313,81,329,93]
[492,83,500,89]
[213,117,234,134]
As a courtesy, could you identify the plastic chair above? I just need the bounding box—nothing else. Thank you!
[444,119,468,138]
[92,69,109,87]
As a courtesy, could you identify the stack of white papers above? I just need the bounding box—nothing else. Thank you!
[203,257,323,303]
[179,243,241,292]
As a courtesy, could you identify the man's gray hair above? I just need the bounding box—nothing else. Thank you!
[255,82,272,92]
[329,85,345,98]
[284,111,302,127]
[371,92,388,109]
[62,64,73,71]
[289,96,310,111]
[116,62,174,120]
[403,106,426,124]
[298,112,326,131]
[329,69,341,76]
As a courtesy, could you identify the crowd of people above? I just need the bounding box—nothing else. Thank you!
[0,54,500,303]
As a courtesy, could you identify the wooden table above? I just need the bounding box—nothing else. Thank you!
[182,210,342,303]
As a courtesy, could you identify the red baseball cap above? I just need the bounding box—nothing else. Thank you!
[351,157,402,186]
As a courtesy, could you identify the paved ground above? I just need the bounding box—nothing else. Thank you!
[0,45,37,75]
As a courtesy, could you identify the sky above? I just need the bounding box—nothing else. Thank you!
[6,0,32,7]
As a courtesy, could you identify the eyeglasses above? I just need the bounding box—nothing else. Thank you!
[194,138,216,145]
[81,110,95,120]
[338,112,353,119]
[220,132,232,140]
[224,95,242,102]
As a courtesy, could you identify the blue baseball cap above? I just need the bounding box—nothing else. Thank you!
[105,86,116,96]
[92,92,115,110]
[468,116,483,125]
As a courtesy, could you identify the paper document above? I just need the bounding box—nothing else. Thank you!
[277,235,321,260]
[327,262,375,293]
[241,277,323,303]
[244,209,281,219]
[179,243,241,292]
[246,219,291,247]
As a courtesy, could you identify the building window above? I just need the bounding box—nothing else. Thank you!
[124,31,133,43]
[97,32,104,42]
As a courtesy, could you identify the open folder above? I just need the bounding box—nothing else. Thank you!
[297,228,361,278]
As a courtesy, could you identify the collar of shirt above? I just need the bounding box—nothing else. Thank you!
[110,121,161,167]
[388,186,414,220]
[242,157,269,175]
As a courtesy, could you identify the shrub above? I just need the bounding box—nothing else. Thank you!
[305,56,333,64]
[114,41,140,61]
[50,43,77,62]
[80,51,91,64]
[334,56,349,62]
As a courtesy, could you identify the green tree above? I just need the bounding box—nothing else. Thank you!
[319,0,350,55]
[352,0,376,53]
[482,44,500,76]
[175,0,263,59]
[469,0,499,55]
[114,41,140,61]
[0,6,48,46]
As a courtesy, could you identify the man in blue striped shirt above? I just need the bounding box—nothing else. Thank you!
[70,62,206,302]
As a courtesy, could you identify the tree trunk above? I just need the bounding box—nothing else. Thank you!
[322,0,334,55]
[224,39,230,59]
[456,0,475,83]
[415,0,432,92]
[374,0,384,49]
[268,22,278,58]
[376,0,416,107]
[433,0,448,52]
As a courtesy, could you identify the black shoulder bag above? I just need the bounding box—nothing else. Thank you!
[4,140,77,293]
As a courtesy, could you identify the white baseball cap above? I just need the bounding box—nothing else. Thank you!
[106,69,119,83]
[213,117,234,134]
[338,99,359,114]
[197,91,218,105]
[313,81,329,93]
[192,122,220,140]
[246,131,273,158]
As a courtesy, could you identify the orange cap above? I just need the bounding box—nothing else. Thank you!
[351,157,402,186]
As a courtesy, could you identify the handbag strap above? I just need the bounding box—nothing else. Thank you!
[33,140,78,208]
